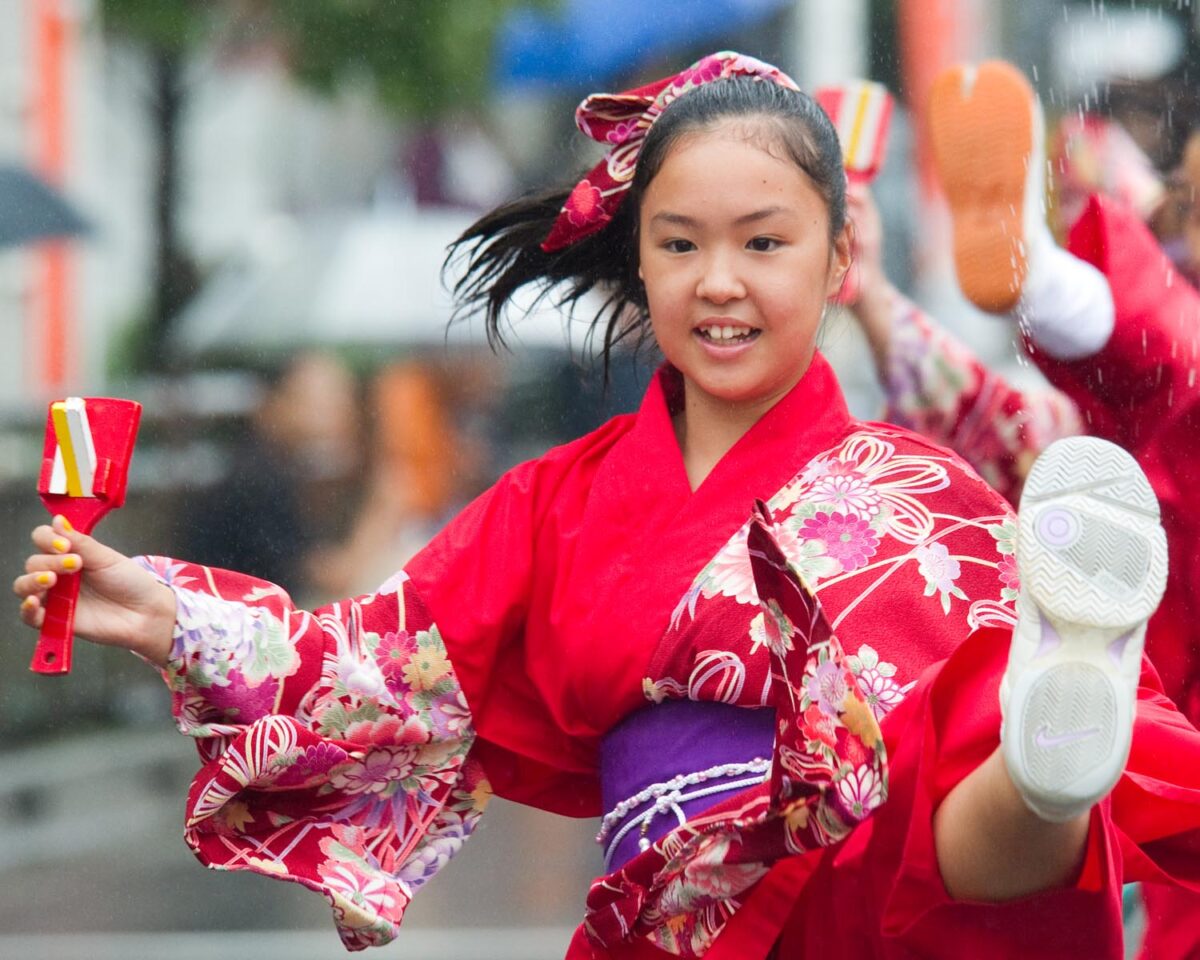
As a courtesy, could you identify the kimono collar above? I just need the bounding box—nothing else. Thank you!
[566,350,853,733]
[631,352,852,508]
[528,349,855,748]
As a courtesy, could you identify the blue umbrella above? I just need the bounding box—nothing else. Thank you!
[494,0,791,90]
[0,163,90,249]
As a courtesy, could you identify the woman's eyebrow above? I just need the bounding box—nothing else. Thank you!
[734,206,788,225]
[649,206,790,228]
[649,211,699,227]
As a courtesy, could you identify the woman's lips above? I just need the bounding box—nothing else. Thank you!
[693,325,761,357]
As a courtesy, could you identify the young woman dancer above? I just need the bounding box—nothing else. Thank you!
[13,53,1196,958]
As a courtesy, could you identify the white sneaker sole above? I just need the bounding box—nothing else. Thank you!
[1002,437,1167,821]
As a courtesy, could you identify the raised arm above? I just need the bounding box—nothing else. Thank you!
[880,296,1084,502]
[844,185,1084,502]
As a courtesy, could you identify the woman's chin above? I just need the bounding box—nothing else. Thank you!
[684,373,782,410]
[680,358,810,410]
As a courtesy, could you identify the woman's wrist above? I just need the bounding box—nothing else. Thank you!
[852,271,895,316]
[135,581,178,668]
[849,274,898,372]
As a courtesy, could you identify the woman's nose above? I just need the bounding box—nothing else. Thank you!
[695,252,746,304]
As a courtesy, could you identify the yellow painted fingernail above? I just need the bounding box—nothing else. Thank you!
[52,538,69,553]
[62,556,78,571]
[36,573,52,586]
[21,596,36,610]
[60,517,74,532]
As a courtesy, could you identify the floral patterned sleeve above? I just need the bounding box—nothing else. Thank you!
[134,556,489,952]
[882,291,1085,502]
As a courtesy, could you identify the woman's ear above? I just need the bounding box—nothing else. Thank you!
[825,220,854,300]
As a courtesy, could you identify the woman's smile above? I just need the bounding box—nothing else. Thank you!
[694,319,762,353]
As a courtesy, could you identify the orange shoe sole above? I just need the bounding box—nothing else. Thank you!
[929,61,1037,313]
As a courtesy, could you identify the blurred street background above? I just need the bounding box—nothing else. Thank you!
[1,0,1195,956]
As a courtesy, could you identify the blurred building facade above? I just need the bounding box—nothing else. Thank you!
[0,0,400,413]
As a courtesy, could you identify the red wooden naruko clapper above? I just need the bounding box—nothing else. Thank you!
[31,397,141,675]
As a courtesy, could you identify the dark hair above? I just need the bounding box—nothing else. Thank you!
[447,76,846,373]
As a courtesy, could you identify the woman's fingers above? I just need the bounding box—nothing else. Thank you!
[39,514,124,572]
[18,593,44,628]
[13,567,58,595]
[13,570,56,636]
[30,523,60,549]
[17,519,85,623]
[23,551,81,576]
[23,514,120,586]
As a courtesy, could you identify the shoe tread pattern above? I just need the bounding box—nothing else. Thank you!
[1019,438,1167,627]
[1020,662,1117,798]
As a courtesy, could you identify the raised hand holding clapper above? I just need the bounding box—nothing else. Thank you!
[31,396,141,674]
[814,81,894,306]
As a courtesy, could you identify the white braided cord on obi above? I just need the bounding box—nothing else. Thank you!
[597,758,771,870]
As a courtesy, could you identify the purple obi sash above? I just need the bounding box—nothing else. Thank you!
[598,699,776,871]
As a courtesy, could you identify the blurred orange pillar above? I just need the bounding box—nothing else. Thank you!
[898,0,980,200]
[899,0,988,290]
[30,0,75,393]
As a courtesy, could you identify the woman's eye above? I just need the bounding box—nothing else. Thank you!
[664,238,695,253]
[747,236,780,252]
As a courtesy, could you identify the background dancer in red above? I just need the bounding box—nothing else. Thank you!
[13,53,1200,958]
[843,100,1176,508]
[919,60,1200,960]
[844,180,1084,503]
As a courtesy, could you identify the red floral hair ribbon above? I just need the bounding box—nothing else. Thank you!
[541,51,800,253]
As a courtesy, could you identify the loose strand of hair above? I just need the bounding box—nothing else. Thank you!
[445,185,647,370]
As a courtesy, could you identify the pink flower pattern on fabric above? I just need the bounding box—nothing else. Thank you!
[915,542,969,614]
[846,644,914,721]
[375,629,417,678]
[272,742,350,788]
[798,511,879,572]
[606,118,641,144]
[564,180,606,227]
[998,553,1020,596]
[625,429,1015,955]
[806,463,883,520]
[808,659,852,716]
[329,746,423,796]
[136,558,490,952]
[836,763,885,819]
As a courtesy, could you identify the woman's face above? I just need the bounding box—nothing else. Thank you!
[638,122,850,414]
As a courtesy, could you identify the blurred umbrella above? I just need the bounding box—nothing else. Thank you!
[0,164,90,248]
[170,209,591,358]
[494,0,791,90]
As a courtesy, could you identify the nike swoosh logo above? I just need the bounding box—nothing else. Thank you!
[1035,726,1101,750]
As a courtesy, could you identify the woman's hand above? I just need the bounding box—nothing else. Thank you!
[845,182,888,304]
[845,183,899,374]
[13,515,176,667]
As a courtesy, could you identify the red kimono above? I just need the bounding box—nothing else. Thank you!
[881,196,1200,723]
[141,351,1200,958]
[1043,195,1200,960]
[866,194,1200,960]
